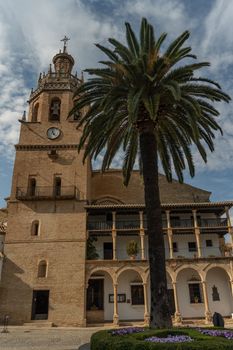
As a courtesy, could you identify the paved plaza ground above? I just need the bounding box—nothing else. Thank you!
[0,326,104,350]
[1,322,233,350]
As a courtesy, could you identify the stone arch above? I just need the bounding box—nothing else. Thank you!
[32,102,39,122]
[166,267,176,283]
[203,263,231,281]
[166,271,173,286]
[93,196,124,205]
[86,268,115,324]
[145,267,175,284]
[144,268,176,317]
[37,260,48,278]
[86,267,116,285]
[176,267,205,319]
[205,266,233,316]
[116,266,145,283]
[49,97,61,121]
[117,267,144,322]
[175,264,204,282]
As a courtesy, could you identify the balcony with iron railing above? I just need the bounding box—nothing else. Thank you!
[87,217,229,232]
[86,247,227,261]
[199,218,228,228]
[88,219,167,231]
[116,220,141,230]
[171,219,194,228]
[16,186,80,200]
[87,221,112,231]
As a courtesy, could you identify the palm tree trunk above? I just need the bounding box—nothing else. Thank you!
[139,125,172,328]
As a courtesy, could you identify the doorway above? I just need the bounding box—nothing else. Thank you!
[103,242,113,260]
[167,289,175,315]
[87,279,104,310]
[31,290,49,320]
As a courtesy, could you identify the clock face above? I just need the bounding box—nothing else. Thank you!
[47,127,61,140]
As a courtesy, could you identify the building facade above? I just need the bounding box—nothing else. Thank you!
[0,44,233,326]
[0,209,7,282]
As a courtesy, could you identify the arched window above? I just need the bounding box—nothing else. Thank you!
[38,260,47,278]
[32,103,39,122]
[49,98,61,121]
[31,220,40,236]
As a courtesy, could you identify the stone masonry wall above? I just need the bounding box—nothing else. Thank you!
[90,170,211,204]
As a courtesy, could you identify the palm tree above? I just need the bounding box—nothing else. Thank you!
[70,18,230,328]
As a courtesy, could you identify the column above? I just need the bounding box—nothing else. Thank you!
[139,211,145,260]
[202,281,212,323]
[172,282,182,323]
[192,209,201,258]
[83,283,88,327]
[167,230,173,259]
[230,280,233,298]
[225,207,233,244]
[225,206,232,229]
[143,282,150,325]
[113,283,119,325]
[166,210,173,259]
[112,211,117,260]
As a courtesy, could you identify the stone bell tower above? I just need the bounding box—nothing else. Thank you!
[0,37,90,326]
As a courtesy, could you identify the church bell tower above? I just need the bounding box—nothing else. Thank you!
[0,37,90,326]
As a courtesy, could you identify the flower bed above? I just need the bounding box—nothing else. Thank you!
[91,327,233,350]
[112,327,145,336]
[198,329,233,340]
[145,334,193,343]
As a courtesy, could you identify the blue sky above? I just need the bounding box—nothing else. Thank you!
[0,0,233,208]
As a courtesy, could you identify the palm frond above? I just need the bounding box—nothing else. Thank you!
[70,18,230,185]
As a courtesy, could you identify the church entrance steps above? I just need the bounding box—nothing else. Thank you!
[23,321,54,328]
[119,321,144,326]
[87,320,144,327]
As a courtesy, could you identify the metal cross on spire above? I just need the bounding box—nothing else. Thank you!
[60,35,70,53]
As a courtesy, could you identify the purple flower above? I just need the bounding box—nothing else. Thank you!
[198,329,233,340]
[111,327,145,336]
[145,335,193,343]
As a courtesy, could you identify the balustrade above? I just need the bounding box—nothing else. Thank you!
[16,186,79,200]
[87,217,228,232]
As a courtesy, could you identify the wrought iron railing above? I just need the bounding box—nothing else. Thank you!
[16,186,79,200]
[200,218,228,227]
[116,220,140,230]
[87,217,228,232]
[143,219,167,229]
[87,219,168,231]
[171,219,194,228]
[87,221,112,230]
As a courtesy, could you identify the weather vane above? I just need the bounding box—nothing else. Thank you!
[61,35,70,52]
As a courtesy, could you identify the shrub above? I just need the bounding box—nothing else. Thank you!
[90,328,233,350]
[126,240,139,257]
[86,237,99,260]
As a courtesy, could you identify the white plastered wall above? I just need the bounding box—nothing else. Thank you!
[206,267,233,316]
[176,268,205,318]
[104,270,144,321]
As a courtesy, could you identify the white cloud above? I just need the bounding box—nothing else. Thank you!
[200,0,233,72]
[0,0,120,161]
[123,0,194,35]
[0,0,233,185]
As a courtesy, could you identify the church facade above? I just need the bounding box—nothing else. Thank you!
[0,43,233,327]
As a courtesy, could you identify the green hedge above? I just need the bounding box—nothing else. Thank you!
[90,328,233,350]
